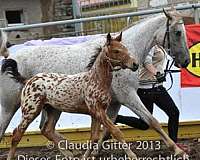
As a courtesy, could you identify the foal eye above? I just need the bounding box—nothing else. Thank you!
[113,50,119,53]
[175,31,182,36]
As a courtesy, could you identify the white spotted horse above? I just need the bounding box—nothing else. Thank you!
[0,8,190,158]
[5,33,139,160]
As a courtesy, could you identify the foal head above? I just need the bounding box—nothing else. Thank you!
[104,32,139,71]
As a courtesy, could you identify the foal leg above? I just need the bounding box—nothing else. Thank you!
[99,109,137,159]
[82,116,101,159]
[40,106,74,158]
[7,107,42,160]
[93,100,121,156]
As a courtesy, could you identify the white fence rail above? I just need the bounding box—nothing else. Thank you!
[1,3,199,32]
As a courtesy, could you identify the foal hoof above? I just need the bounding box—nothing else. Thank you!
[91,149,100,157]
[7,155,16,160]
[72,149,82,157]
[59,149,74,158]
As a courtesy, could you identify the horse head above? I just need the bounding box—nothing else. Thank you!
[155,8,190,68]
[105,32,139,71]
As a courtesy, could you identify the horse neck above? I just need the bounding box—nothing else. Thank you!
[123,15,166,64]
[90,50,113,89]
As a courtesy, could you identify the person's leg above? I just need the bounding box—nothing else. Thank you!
[154,86,179,143]
[115,88,154,130]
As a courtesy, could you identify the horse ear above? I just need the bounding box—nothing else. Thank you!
[115,32,122,42]
[163,8,172,20]
[107,33,112,45]
[170,5,176,12]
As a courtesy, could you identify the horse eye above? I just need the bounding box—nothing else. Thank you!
[175,31,182,36]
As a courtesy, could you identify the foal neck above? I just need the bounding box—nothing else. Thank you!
[90,47,113,88]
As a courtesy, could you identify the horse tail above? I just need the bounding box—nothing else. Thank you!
[1,59,27,84]
[0,30,9,58]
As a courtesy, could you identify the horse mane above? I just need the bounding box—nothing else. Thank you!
[86,46,102,70]
[122,13,164,32]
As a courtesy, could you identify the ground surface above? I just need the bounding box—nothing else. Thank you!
[0,139,200,160]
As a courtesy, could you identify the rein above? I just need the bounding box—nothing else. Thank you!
[161,19,180,91]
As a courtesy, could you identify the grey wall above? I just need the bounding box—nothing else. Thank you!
[0,0,42,43]
[0,0,42,24]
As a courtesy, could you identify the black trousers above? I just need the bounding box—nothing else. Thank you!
[115,86,180,143]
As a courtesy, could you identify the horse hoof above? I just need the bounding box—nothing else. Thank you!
[129,153,137,160]
[129,156,137,160]
[175,152,189,160]
[174,147,185,157]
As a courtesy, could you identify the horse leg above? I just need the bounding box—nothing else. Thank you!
[82,116,101,159]
[40,106,75,158]
[92,99,121,156]
[0,83,21,142]
[0,103,19,142]
[7,107,42,160]
[99,108,137,159]
[123,90,185,156]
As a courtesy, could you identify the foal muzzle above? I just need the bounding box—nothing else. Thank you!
[131,63,139,71]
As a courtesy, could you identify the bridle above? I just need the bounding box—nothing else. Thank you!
[160,18,183,90]
[103,45,125,72]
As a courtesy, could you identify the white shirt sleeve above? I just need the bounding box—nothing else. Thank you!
[143,46,155,66]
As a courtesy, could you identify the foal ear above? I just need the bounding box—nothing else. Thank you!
[107,33,112,45]
[115,32,122,42]
[163,8,172,20]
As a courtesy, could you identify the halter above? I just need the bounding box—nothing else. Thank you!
[103,45,123,72]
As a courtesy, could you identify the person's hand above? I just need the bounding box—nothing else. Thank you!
[155,72,166,83]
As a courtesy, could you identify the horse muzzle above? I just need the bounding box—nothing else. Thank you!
[181,59,190,68]
[175,59,190,68]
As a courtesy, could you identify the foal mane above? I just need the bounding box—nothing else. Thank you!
[86,46,102,70]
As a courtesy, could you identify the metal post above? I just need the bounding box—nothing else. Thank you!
[193,5,200,24]
[127,17,131,26]
[0,19,6,28]
[130,0,137,7]
[72,0,83,35]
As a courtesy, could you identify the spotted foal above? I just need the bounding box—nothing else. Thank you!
[7,33,139,160]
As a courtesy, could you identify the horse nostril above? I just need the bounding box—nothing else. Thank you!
[183,59,190,68]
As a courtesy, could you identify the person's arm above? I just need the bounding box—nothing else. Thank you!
[144,63,157,76]
[143,46,157,77]
[143,46,166,83]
